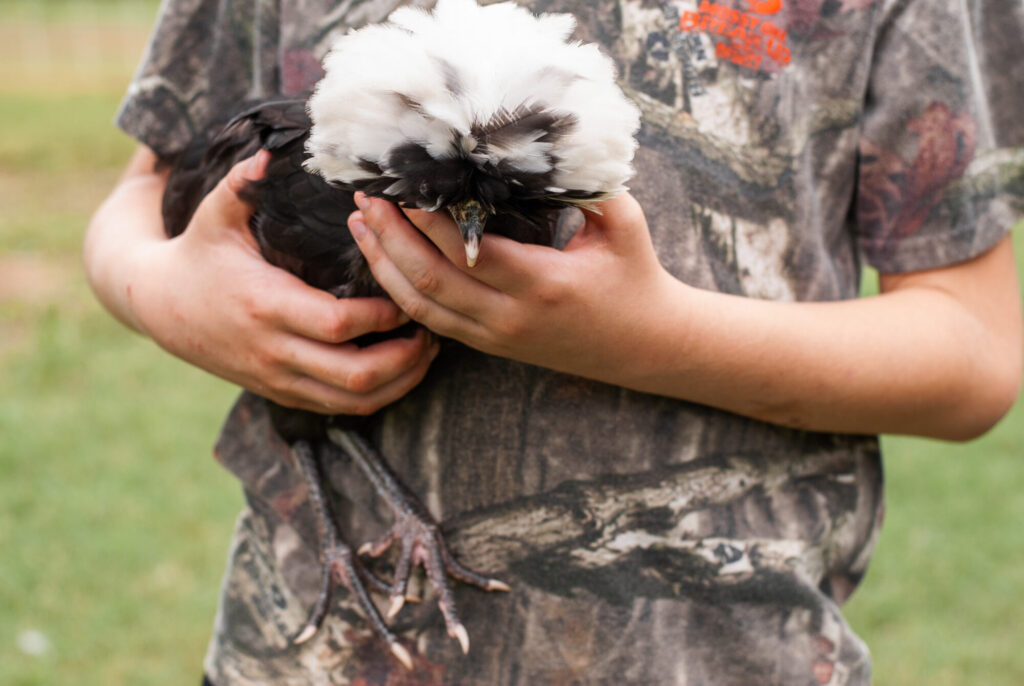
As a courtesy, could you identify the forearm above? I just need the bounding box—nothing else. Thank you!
[351,195,1021,442]
[85,147,438,414]
[84,148,169,334]
[622,270,1020,440]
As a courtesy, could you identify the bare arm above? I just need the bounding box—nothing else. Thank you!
[85,146,172,333]
[650,235,1022,440]
[350,193,1022,441]
[85,146,439,415]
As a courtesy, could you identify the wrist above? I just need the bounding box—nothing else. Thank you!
[578,267,699,395]
[626,269,701,393]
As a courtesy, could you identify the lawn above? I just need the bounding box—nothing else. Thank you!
[0,2,1022,685]
[1,3,243,685]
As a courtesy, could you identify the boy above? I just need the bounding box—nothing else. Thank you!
[86,0,1022,683]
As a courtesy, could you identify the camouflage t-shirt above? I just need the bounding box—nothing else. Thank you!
[118,1,1024,684]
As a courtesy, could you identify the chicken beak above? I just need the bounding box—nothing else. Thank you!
[448,199,487,267]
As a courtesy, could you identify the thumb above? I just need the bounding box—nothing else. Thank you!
[566,192,648,252]
[194,149,271,232]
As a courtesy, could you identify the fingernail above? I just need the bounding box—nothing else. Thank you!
[349,218,366,239]
[354,192,371,211]
[247,149,269,178]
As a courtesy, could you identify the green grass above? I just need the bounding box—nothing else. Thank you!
[0,301,241,686]
[0,0,161,23]
[844,420,1024,685]
[1,6,1022,685]
[848,242,1024,685]
[0,7,243,685]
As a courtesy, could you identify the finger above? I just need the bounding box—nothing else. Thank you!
[431,193,645,297]
[401,205,568,298]
[284,328,435,396]
[568,193,648,252]
[400,206,473,267]
[350,208,500,333]
[262,275,412,343]
[281,337,439,415]
[355,199,503,315]
[201,149,271,229]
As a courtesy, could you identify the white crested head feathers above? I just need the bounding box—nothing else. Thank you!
[305,0,640,210]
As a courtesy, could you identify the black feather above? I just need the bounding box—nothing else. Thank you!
[162,95,562,439]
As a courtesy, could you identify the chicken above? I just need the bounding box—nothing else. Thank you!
[161,0,639,668]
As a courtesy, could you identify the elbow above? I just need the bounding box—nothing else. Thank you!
[937,348,1022,442]
[973,356,1022,439]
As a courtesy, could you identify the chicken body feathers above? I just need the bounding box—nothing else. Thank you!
[163,100,376,298]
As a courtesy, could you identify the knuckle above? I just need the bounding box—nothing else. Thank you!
[261,377,298,406]
[397,297,428,324]
[495,313,527,339]
[362,199,387,230]
[240,291,273,323]
[622,193,645,223]
[409,266,441,297]
[225,159,253,195]
[381,303,404,330]
[344,367,377,395]
[534,276,568,306]
[224,166,243,193]
[221,173,245,202]
[321,310,351,342]
[263,369,292,394]
[255,341,287,369]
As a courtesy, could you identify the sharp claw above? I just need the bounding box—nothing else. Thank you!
[294,623,319,645]
[486,579,511,592]
[387,595,405,620]
[451,623,470,655]
[325,431,504,662]
[390,641,414,670]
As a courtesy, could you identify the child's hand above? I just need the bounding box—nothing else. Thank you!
[348,191,1022,441]
[348,192,674,388]
[121,153,439,414]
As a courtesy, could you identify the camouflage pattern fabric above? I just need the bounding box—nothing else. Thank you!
[117,1,1024,684]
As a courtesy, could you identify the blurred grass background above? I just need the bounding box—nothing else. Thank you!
[0,1,1021,684]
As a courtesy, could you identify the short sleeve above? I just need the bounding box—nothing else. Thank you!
[855,0,1024,273]
[116,0,280,158]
